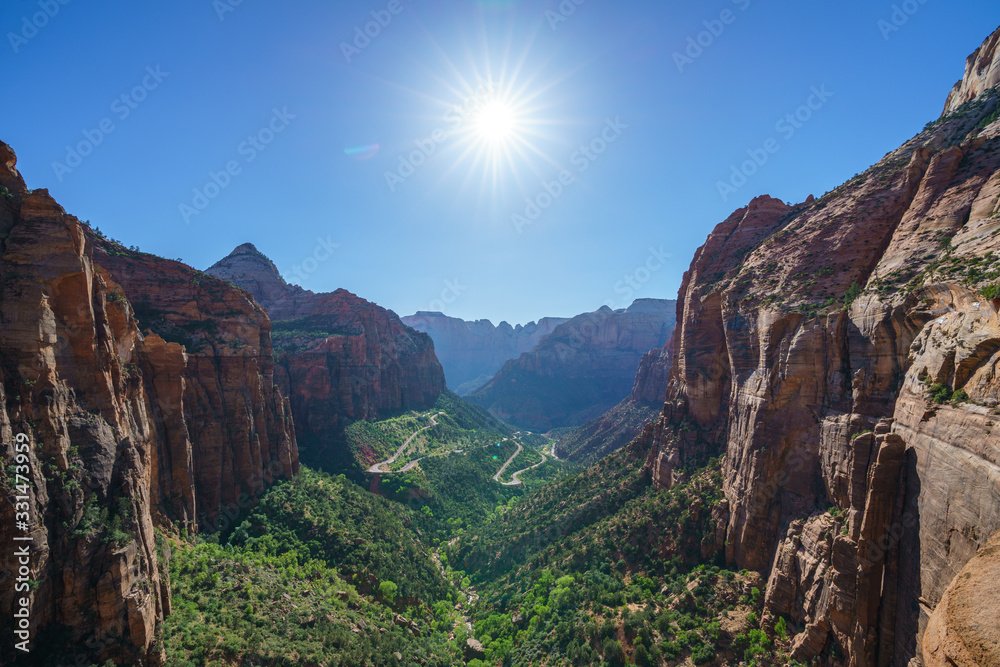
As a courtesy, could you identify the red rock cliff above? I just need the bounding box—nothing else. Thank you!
[644,25,1000,667]
[0,141,297,665]
[205,244,446,461]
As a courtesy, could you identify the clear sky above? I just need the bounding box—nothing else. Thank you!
[2,1,998,325]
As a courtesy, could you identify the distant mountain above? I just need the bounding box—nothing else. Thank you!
[467,299,677,431]
[400,312,570,393]
[554,341,673,464]
[206,244,446,463]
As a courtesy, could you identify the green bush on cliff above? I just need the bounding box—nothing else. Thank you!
[843,281,862,308]
[930,383,953,404]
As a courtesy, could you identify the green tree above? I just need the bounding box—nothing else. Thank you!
[379,580,398,606]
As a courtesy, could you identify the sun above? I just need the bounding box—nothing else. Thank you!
[475,99,516,144]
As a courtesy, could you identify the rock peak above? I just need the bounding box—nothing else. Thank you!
[231,242,265,256]
[205,242,292,312]
[943,24,1000,115]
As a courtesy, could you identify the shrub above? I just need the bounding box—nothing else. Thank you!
[775,616,788,639]
[982,284,1000,300]
[660,641,681,660]
[692,644,716,665]
[843,281,862,308]
[952,389,969,404]
[930,383,953,404]
[602,638,626,667]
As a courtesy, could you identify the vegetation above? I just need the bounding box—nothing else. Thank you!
[444,441,800,666]
[230,467,450,606]
[163,467,471,666]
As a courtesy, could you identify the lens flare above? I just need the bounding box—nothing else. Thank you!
[344,144,380,161]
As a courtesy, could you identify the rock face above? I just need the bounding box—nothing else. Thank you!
[93,243,300,532]
[631,341,674,404]
[643,26,1000,667]
[469,299,676,431]
[0,142,297,664]
[400,311,569,394]
[921,530,1000,667]
[944,27,1000,115]
[555,339,675,464]
[206,244,446,463]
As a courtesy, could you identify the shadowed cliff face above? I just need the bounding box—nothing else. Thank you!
[468,299,677,432]
[554,338,675,464]
[0,142,297,665]
[205,244,446,461]
[643,25,1000,667]
[400,312,571,394]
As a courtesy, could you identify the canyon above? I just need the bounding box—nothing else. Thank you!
[468,298,677,432]
[205,243,446,466]
[554,341,674,464]
[641,25,1000,667]
[0,143,297,665]
[401,311,569,394]
[1,21,999,667]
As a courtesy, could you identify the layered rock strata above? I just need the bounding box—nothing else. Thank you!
[0,141,297,664]
[400,312,570,394]
[469,299,676,432]
[643,26,1000,667]
[206,245,446,449]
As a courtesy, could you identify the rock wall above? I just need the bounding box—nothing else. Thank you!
[0,141,297,664]
[469,299,677,432]
[93,243,300,531]
[206,244,446,453]
[643,26,1000,667]
[921,529,1000,667]
[400,311,569,393]
[554,338,675,464]
[943,27,1000,115]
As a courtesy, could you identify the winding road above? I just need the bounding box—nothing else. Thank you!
[367,412,442,473]
[495,440,556,486]
[367,412,557,484]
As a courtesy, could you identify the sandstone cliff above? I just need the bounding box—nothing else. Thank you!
[944,27,1000,115]
[643,25,1000,667]
[206,244,446,465]
[921,529,1000,667]
[0,142,297,664]
[555,340,674,464]
[400,311,569,394]
[469,299,676,432]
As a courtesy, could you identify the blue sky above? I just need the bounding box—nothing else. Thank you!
[2,1,998,325]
